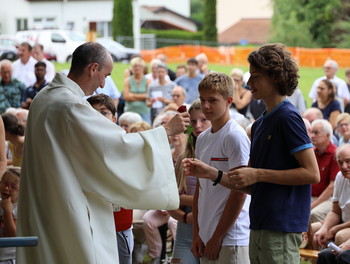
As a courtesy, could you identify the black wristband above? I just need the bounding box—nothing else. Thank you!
[213,170,223,186]
[183,212,188,223]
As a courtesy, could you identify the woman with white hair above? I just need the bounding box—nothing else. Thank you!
[118,111,142,133]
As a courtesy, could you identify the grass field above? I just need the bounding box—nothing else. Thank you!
[54,61,348,109]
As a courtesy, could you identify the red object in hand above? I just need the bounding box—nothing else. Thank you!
[177,105,187,113]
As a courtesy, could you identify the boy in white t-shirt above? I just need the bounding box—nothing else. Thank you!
[192,72,251,264]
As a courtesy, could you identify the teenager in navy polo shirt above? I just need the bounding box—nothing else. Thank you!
[182,43,320,264]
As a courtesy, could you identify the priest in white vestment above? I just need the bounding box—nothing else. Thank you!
[16,42,189,264]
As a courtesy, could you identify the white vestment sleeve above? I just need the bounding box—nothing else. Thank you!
[67,102,179,210]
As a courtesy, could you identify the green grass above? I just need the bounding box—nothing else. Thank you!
[53,61,349,109]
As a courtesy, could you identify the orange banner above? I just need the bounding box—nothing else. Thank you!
[141,45,350,68]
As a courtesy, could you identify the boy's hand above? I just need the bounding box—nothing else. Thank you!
[191,233,204,258]
[1,197,12,212]
[163,112,190,136]
[228,167,258,189]
[204,236,222,260]
[182,158,215,180]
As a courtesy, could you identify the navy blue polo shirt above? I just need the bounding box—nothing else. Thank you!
[250,100,313,232]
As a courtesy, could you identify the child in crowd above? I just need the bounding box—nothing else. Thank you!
[87,94,133,264]
[191,72,251,264]
[184,43,320,264]
[168,99,212,264]
[0,167,21,263]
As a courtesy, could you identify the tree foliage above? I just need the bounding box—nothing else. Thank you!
[270,0,344,48]
[112,0,133,40]
[191,0,204,30]
[203,0,217,42]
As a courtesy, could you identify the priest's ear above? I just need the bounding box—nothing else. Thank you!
[87,63,99,77]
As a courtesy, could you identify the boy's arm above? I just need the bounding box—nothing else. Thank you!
[204,187,246,260]
[191,181,204,258]
[182,158,252,194]
[229,148,320,188]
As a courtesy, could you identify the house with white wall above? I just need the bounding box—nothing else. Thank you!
[0,0,191,36]
[216,0,272,34]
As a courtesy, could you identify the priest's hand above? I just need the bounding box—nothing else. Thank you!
[163,112,190,136]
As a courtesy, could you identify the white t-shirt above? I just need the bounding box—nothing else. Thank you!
[333,171,350,222]
[42,58,56,82]
[196,119,251,246]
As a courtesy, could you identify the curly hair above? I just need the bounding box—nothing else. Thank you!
[247,43,299,96]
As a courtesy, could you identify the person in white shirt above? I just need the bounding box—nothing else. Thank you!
[309,59,350,107]
[12,42,37,87]
[32,44,56,82]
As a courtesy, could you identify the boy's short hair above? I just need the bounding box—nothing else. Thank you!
[247,43,299,96]
[35,61,46,69]
[87,94,116,116]
[198,72,234,99]
[187,58,198,66]
[346,68,350,76]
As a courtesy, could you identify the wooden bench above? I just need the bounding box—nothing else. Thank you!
[300,248,319,263]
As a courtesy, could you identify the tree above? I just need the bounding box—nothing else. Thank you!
[203,0,217,42]
[270,0,341,48]
[191,0,204,30]
[112,0,133,40]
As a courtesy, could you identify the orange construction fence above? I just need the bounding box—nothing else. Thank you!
[141,45,350,68]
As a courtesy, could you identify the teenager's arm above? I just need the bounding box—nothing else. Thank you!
[228,148,320,187]
[182,158,251,193]
[204,188,246,260]
[311,181,334,209]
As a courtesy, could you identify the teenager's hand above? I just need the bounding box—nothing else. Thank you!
[182,158,216,180]
[163,112,190,136]
[191,233,204,258]
[1,197,12,213]
[228,167,258,189]
[204,237,222,260]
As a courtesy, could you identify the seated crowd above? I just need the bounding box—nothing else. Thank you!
[2,41,350,264]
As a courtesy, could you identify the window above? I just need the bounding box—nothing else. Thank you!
[16,18,28,31]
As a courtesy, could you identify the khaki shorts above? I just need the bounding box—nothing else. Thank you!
[249,230,302,264]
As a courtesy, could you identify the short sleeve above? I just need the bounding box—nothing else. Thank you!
[280,110,313,155]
